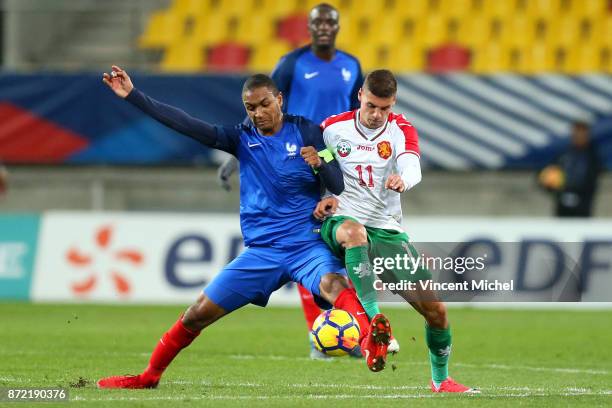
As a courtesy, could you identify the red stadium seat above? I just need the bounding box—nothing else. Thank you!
[207,41,250,72]
[277,13,310,47]
[427,43,471,73]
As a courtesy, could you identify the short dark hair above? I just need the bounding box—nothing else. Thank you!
[242,74,279,96]
[363,69,397,98]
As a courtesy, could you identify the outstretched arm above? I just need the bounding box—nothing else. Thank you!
[102,66,238,153]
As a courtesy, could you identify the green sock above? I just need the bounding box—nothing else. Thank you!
[345,245,380,319]
[425,324,452,384]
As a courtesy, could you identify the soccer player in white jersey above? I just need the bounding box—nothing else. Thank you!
[309,70,477,393]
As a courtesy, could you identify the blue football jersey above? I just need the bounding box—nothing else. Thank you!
[216,115,329,247]
[272,46,363,125]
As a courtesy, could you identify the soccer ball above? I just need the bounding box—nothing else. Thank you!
[310,309,361,357]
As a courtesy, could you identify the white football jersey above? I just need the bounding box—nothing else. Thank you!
[321,110,420,231]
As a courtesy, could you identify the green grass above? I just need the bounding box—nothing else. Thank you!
[0,304,611,407]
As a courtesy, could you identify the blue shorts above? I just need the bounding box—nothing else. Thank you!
[203,240,345,313]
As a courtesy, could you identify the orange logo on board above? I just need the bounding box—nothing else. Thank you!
[377,141,392,160]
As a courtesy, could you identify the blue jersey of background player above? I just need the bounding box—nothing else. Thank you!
[98,68,385,389]
[217,3,363,190]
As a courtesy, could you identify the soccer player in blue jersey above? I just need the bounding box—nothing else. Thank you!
[96,66,390,388]
[217,3,375,359]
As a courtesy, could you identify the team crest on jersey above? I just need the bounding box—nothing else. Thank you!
[377,141,392,160]
[336,140,352,157]
[341,68,351,82]
[286,142,297,157]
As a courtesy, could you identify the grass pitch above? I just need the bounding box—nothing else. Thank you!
[0,303,611,407]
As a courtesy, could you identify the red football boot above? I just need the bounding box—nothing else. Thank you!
[431,377,479,393]
[360,313,391,372]
[97,374,158,389]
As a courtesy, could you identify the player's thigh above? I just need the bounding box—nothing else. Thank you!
[287,240,347,305]
[320,215,360,257]
[370,229,432,284]
[203,246,286,313]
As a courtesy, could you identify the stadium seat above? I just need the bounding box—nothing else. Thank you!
[217,0,255,18]
[438,0,477,18]
[481,0,520,18]
[262,0,301,18]
[501,16,536,48]
[191,14,231,47]
[207,41,250,72]
[548,15,580,48]
[457,16,492,48]
[171,0,211,18]
[372,15,404,47]
[139,11,183,49]
[394,0,428,18]
[248,42,291,72]
[471,44,511,73]
[520,43,554,73]
[416,15,449,48]
[427,43,471,73]
[387,42,425,72]
[342,0,383,20]
[569,0,606,18]
[161,40,206,72]
[566,45,601,73]
[236,13,275,46]
[525,0,562,18]
[351,42,387,71]
[277,13,310,47]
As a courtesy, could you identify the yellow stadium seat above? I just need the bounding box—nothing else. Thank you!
[160,40,206,72]
[139,11,183,49]
[352,42,387,71]
[336,14,359,50]
[566,45,601,73]
[438,0,476,18]
[235,13,276,46]
[191,14,231,47]
[525,0,562,19]
[394,0,428,19]
[605,16,612,49]
[416,15,449,48]
[481,0,520,18]
[569,0,606,18]
[457,16,492,48]
[471,44,510,73]
[171,0,211,18]
[371,14,403,47]
[520,43,554,73]
[343,1,384,20]
[338,15,371,50]
[388,43,425,72]
[501,16,536,48]
[260,0,302,18]
[548,15,579,48]
[217,0,256,18]
[249,42,291,72]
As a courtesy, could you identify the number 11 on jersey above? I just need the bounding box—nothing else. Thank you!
[355,164,374,187]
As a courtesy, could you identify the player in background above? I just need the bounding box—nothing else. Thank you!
[313,70,477,392]
[217,3,381,360]
[97,67,389,388]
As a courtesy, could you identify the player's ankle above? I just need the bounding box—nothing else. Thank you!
[141,368,162,383]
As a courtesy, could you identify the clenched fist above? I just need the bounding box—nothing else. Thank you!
[385,174,405,193]
[300,146,322,168]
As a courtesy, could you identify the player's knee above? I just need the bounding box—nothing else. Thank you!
[183,294,226,331]
[424,302,448,329]
[339,221,367,248]
[318,273,349,301]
